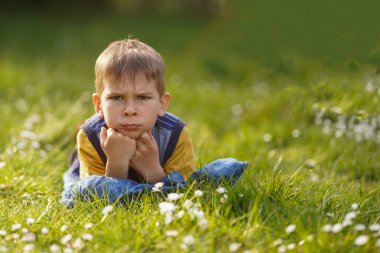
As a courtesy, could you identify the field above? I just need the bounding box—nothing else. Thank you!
[1,2,380,252]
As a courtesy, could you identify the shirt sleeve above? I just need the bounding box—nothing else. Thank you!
[163,126,196,180]
[77,129,106,178]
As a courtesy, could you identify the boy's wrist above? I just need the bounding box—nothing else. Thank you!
[141,166,165,184]
[105,160,129,179]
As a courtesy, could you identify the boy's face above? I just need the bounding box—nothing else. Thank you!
[93,73,170,139]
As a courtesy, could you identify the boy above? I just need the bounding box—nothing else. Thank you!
[77,38,195,183]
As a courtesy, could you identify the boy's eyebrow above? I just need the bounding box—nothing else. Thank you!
[135,91,155,95]
[106,92,123,96]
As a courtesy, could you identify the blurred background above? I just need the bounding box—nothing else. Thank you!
[2,0,380,83]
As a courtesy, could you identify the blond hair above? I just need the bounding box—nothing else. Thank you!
[95,39,165,96]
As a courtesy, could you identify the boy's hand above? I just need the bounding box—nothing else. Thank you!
[130,131,165,183]
[100,127,136,178]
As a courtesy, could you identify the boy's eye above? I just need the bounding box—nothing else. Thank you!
[109,96,123,101]
[138,95,151,101]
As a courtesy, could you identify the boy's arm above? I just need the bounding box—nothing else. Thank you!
[163,126,196,180]
[77,129,106,178]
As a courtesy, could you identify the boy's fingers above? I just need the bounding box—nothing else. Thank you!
[147,131,155,142]
[147,131,158,148]
[139,132,151,145]
[107,128,115,136]
[100,127,107,144]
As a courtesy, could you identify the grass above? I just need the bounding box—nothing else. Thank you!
[1,3,380,252]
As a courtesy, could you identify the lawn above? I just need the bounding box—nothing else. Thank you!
[0,2,380,252]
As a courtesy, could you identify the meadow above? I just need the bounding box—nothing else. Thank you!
[1,2,380,252]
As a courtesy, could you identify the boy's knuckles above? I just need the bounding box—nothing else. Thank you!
[139,133,151,143]
[126,138,136,145]
[138,148,148,154]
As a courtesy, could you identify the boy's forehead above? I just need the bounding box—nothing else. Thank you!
[104,75,158,93]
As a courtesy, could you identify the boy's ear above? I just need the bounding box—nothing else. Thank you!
[158,92,171,117]
[92,93,104,118]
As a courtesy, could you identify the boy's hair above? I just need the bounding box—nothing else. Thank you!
[95,38,165,96]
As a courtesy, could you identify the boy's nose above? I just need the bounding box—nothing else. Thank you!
[123,102,137,116]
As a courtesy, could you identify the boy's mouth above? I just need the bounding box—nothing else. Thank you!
[120,124,141,131]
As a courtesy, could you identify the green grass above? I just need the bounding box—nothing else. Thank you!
[1,3,380,252]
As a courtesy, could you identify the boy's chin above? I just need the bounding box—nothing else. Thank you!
[118,130,144,139]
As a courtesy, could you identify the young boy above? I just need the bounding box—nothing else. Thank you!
[77,38,195,183]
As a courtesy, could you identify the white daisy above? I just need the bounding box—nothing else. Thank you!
[285,224,296,234]
[354,235,369,246]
